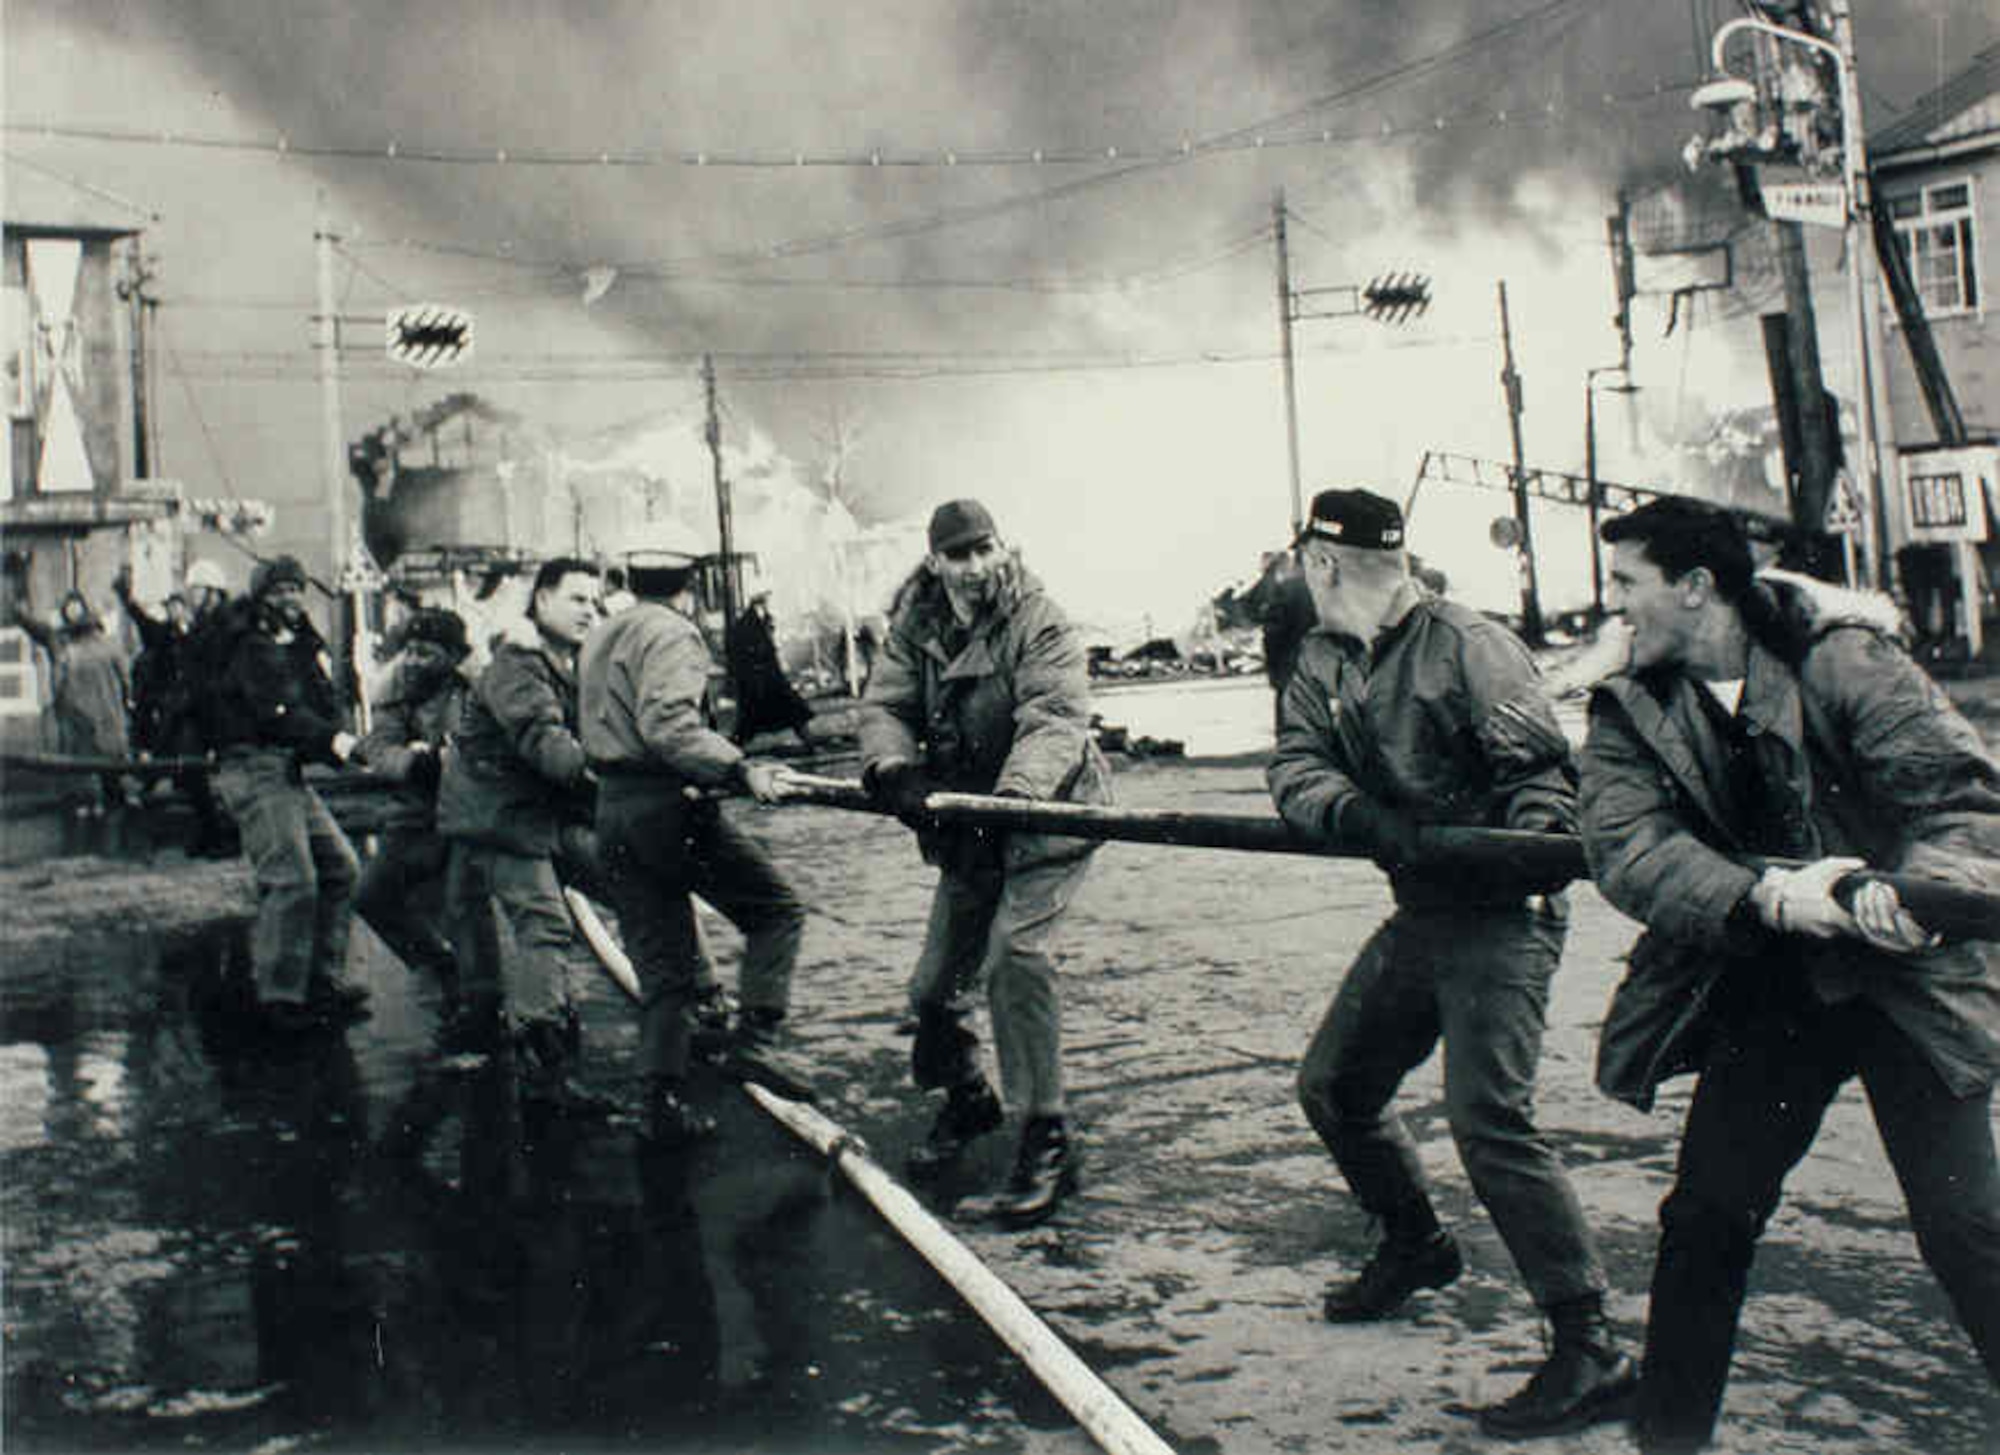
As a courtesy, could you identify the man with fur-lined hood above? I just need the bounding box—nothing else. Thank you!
[860,498,1111,1229]
[1579,497,2000,1453]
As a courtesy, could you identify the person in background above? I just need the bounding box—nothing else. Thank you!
[1267,487,1634,1439]
[859,498,1110,1229]
[115,560,241,856]
[580,534,813,1147]
[203,555,368,1037]
[728,591,815,751]
[13,581,135,818]
[436,560,614,1114]
[1241,548,1317,730]
[1578,497,2000,1453]
[354,607,474,1025]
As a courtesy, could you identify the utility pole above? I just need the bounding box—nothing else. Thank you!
[119,246,157,478]
[1273,190,1305,537]
[313,191,355,710]
[703,354,739,696]
[1496,281,1544,645]
[1827,0,1892,589]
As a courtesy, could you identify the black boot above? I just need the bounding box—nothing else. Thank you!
[723,1008,817,1103]
[690,984,734,1060]
[641,1077,717,1147]
[991,1115,1080,1229]
[516,1016,619,1119]
[1475,1296,1638,1439]
[1322,1228,1463,1322]
[906,1078,1005,1179]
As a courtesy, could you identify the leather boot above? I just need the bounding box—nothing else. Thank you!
[991,1115,1080,1229]
[905,1078,1004,1180]
[641,1077,717,1147]
[723,1008,817,1103]
[516,1016,619,1119]
[1322,1228,1463,1322]
[1475,1296,1639,1439]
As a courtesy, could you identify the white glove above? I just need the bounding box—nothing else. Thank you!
[330,730,360,764]
[1748,857,1863,940]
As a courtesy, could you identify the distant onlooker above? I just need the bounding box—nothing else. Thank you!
[729,592,815,750]
[14,583,133,814]
[1241,549,1316,726]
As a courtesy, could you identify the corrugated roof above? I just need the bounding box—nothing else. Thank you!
[1871,41,2000,158]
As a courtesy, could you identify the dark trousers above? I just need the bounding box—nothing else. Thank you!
[1635,973,2000,1451]
[1297,900,1608,1309]
[212,751,359,1006]
[596,779,803,1082]
[355,827,456,980]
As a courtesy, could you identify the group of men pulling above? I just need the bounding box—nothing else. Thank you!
[151,484,1997,1452]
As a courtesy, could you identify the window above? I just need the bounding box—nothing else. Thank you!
[1888,179,1979,318]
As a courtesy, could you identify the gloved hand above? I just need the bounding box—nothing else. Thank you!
[867,761,938,830]
[1333,795,1424,868]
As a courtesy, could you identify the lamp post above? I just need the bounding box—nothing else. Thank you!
[1584,366,1639,618]
[1708,5,1885,587]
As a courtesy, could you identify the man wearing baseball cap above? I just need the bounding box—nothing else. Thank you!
[859,498,1111,1228]
[1266,488,1633,1436]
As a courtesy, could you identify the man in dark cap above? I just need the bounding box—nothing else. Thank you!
[579,529,814,1146]
[859,498,1111,1228]
[1579,497,2000,1452]
[1266,488,1634,1437]
[354,607,475,1021]
[204,554,368,1036]
[728,590,816,750]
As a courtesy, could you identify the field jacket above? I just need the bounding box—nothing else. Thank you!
[579,601,744,788]
[208,608,342,765]
[358,665,470,823]
[436,632,589,856]
[1580,574,2000,1105]
[1268,595,1577,908]
[859,558,1110,873]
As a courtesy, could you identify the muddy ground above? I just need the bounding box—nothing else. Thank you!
[5,729,2000,1453]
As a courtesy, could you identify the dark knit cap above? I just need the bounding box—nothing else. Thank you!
[1299,489,1405,551]
[403,607,470,659]
[249,555,309,598]
[928,499,998,554]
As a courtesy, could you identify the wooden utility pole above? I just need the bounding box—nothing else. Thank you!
[1496,282,1544,645]
[1273,190,1304,537]
[121,247,156,478]
[313,191,356,712]
[703,354,739,691]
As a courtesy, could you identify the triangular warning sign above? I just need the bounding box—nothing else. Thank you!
[1824,471,1864,533]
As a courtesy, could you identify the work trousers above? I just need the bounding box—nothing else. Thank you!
[445,841,584,1027]
[908,854,1091,1119]
[212,749,359,1007]
[355,827,456,981]
[1634,972,2000,1452]
[595,779,803,1082]
[1297,899,1608,1310]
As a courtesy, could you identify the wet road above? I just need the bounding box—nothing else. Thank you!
[0,924,1073,1454]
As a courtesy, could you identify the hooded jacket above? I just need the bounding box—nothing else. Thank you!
[1581,572,2000,1104]
[358,660,471,822]
[859,554,1110,872]
[436,630,590,855]
[21,595,131,759]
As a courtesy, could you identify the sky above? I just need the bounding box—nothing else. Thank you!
[5,0,1993,639]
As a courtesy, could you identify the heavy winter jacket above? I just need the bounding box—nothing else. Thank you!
[1580,573,2000,1104]
[358,663,470,821]
[859,557,1110,873]
[436,632,590,855]
[205,603,344,764]
[579,600,745,788]
[1268,595,1577,908]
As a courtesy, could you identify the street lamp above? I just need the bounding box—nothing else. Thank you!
[1698,6,1884,587]
[1584,366,1639,617]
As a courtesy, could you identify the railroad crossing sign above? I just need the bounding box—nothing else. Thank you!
[1823,469,1864,534]
[386,304,474,369]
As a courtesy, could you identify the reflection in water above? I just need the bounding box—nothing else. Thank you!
[4,923,1054,1453]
